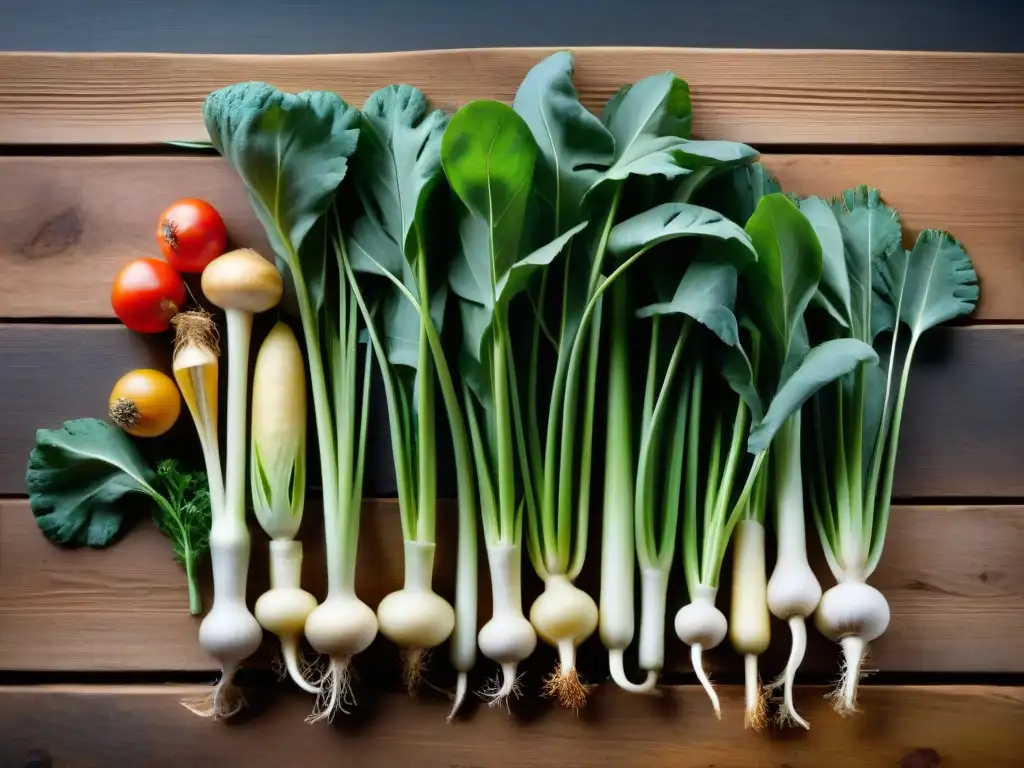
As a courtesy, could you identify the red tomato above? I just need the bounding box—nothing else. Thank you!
[111,258,187,333]
[156,198,228,273]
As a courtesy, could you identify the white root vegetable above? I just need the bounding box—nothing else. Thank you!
[250,322,319,695]
[815,581,890,713]
[531,575,599,709]
[674,584,728,717]
[477,544,536,703]
[188,249,283,719]
[376,541,455,691]
[256,541,319,692]
[765,413,821,729]
[729,519,770,730]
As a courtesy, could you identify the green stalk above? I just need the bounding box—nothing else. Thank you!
[683,360,703,595]
[492,316,516,544]
[704,412,724,538]
[464,383,498,545]
[185,553,201,615]
[866,338,917,576]
[416,251,437,545]
[705,396,750,586]
[848,365,866,548]
[658,366,691,569]
[833,379,854,572]
[569,298,603,580]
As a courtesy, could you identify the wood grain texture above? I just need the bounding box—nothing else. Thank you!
[3,325,1024,498]
[1,685,1022,767]
[3,499,1021,673]
[1,154,1020,320]
[1,48,1022,145]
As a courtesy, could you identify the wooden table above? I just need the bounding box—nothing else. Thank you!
[1,47,1022,766]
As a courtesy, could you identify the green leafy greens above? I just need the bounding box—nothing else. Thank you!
[26,418,212,614]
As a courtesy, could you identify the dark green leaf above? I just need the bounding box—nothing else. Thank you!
[203,82,360,274]
[513,51,615,233]
[607,202,756,265]
[442,100,538,286]
[26,418,157,548]
[743,193,823,378]
[696,161,781,227]
[636,259,740,349]
[596,72,693,185]
[798,196,851,328]
[748,338,879,454]
[831,186,902,341]
[495,221,588,310]
[877,229,980,343]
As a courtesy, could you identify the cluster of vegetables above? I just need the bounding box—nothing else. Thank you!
[26,50,978,731]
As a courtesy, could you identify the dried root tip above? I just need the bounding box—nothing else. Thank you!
[401,648,427,696]
[691,644,721,719]
[542,664,590,711]
[180,676,246,721]
[743,655,767,732]
[446,672,469,723]
[305,658,355,724]
[108,397,141,430]
[172,308,220,355]
[827,636,869,716]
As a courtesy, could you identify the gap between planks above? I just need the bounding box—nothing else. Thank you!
[0,48,1022,145]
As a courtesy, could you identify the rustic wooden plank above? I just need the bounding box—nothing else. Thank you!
[1,49,1022,146]
[2,324,1022,498]
[1,685,1021,767]
[3,499,1021,674]
[1,154,1020,321]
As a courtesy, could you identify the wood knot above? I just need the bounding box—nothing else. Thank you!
[23,748,52,768]
[901,748,941,768]
[22,208,83,258]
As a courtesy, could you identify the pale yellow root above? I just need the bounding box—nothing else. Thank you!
[401,648,428,696]
[305,658,355,724]
[179,677,245,721]
[744,680,768,732]
[541,663,591,711]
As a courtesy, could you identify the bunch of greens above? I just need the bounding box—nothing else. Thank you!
[26,418,211,614]
[804,187,978,714]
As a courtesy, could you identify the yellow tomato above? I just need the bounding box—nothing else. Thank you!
[108,368,181,438]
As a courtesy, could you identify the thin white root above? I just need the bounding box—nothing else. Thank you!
[743,654,767,732]
[281,637,321,696]
[691,644,721,719]
[270,645,287,682]
[305,658,356,724]
[480,662,524,712]
[608,649,658,694]
[446,672,470,723]
[180,671,246,721]
[826,636,868,716]
[401,648,428,696]
[769,617,811,730]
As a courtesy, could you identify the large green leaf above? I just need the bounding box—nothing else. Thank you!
[748,339,879,454]
[636,258,741,349]
[26,419,157,547]
[442,100,538,292]
[607,202,756,264]
[591,72,693,188]
[697,161,782,227]
[831,186,902,341]
[669,140,759,203]
[512,51,615,234]
[203,82,360,272]
[743,193,823,378]
[878,229,980,343]
[798,196,850,328]
[347,85,449,367]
